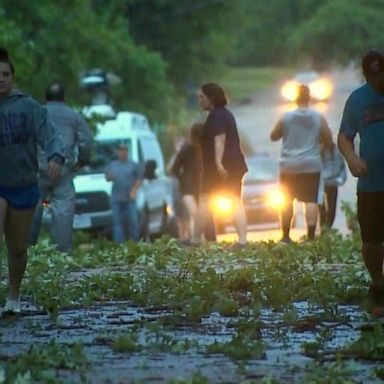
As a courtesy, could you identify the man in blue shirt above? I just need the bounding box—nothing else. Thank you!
[338,50,384,303]
[105,143,142,243]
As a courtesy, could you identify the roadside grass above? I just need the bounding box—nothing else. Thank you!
[213,66,294,103]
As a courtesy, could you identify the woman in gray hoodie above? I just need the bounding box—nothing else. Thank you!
[0,47,65,315]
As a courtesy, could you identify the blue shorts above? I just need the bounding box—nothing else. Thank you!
[0,184,39,209]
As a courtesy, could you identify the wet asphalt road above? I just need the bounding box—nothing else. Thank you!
[219,67,362,243]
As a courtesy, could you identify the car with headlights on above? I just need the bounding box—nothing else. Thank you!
[281,71,333,103]
[212,155,285,232]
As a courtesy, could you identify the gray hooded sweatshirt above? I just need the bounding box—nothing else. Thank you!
[0,89,65,187]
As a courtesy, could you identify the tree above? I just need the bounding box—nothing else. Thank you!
[0,0,172,120]
[229,0,321,66]
[288,0,384,69]
[121,0,239,88]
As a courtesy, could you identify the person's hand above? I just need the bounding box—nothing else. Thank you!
[47,161,62,181]
[130,189,137,200]
[347,154,368,177]
[73,162,83,172]
[217,164,228,179]
[105,171,114,181]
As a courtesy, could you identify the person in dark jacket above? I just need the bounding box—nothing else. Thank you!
[194,83,248,247]
[0,48,65,315]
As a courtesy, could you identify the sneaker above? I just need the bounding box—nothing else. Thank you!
[228,242,247,251]
[1,298,21,316]
[177,239,199,247]
[278,237,292,245]
[371,306,384,318]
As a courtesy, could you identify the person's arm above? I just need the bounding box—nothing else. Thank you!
[169,146,184,177]
[33,102,65,181]
[130,179,142,200]
[75,113,94,168]
[337,94,367,177]
[338,133,367,177]
[270,118,283,141]
[105,164,114,181]
[130,163,143,199]
[319,116,333,150]
[214,133,227,178]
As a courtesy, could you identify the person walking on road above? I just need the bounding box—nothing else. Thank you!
[170,123,203,241]
[194,83,248,248]
[29,81,93,254]
[0,48,65,315]
[105,143,142,243]
[271,85,333,243]
[338,50,384,303]
[319,142,347,228]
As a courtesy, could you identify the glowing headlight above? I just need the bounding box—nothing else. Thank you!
[309,79,333,101]
[281,81,299,102]
[266,189,285,210]
[165,204,174,216]
[211,195,233,216]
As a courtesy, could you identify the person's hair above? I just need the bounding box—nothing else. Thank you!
[0,47,15,75]
[45,81,65,101]
[144,159,157,179]
[189,123,203,145]
[201,83,227,107]
[296,84,310,104]
[362,49,384,78]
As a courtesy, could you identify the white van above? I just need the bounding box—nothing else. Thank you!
[72,108,177,239]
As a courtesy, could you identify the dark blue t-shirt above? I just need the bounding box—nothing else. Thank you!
[339,83,384,191]
[201,107,247,188]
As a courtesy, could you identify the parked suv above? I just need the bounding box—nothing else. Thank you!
[43,106,177,239]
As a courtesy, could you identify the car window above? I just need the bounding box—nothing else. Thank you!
[79,139,133,174]
[245,158,278,182]
[138,137,165,173]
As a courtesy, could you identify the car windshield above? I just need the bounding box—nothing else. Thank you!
[294,71,318,84]
[244,157,278,183]
[79,139,133,174]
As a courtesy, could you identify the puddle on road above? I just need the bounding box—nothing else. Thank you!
[1,299,382,383]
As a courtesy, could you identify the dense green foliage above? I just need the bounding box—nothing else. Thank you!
[233,0,384,70]
[2,0,383,123]
[0,0,171,121]
[1,231,383,382]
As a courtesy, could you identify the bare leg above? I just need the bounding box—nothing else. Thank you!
[233,197,247,244]
[304,202,318,240]
[182,195,198,240]
[362,243,384,288]
[192,194,209,243]
[4,206,35,300]
[0,198,7,282]
[280,198,293,242]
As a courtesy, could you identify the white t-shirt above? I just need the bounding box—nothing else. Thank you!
[279,107,322,173]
